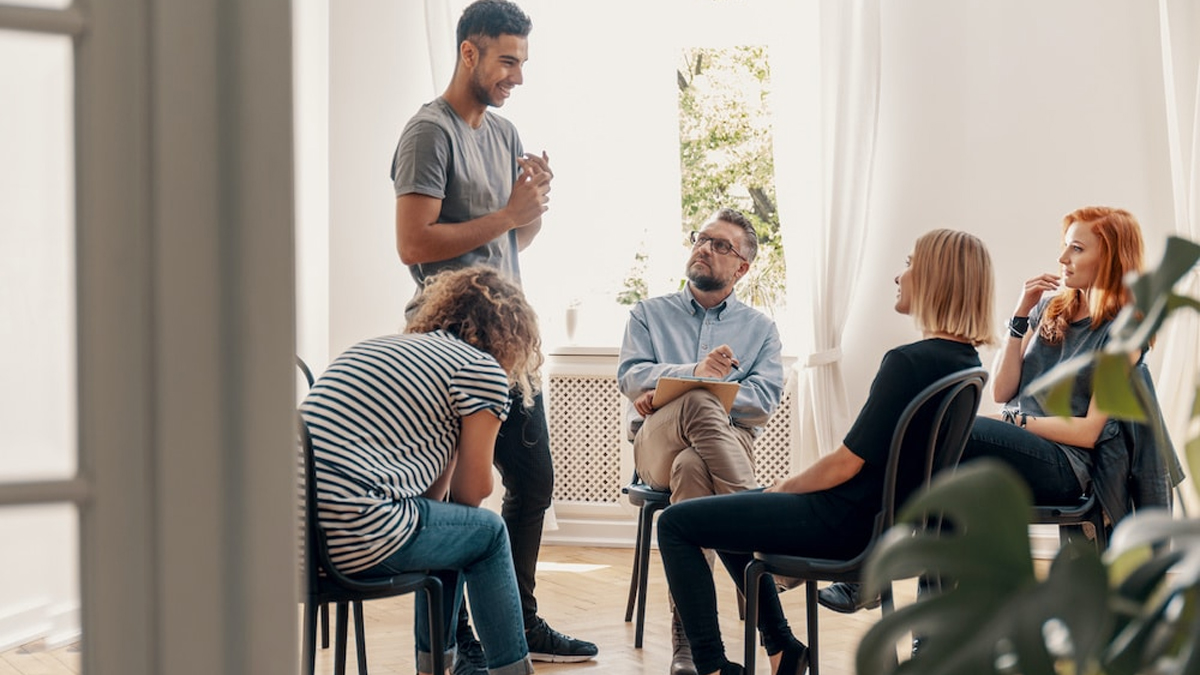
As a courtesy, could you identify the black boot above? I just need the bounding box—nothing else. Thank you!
[670,609,698,675]
[816,581,881,614]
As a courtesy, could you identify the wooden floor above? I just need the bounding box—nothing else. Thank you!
[0,545,915,675]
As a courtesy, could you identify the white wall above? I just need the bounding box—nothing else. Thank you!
[325,0,428,364]
[294,0,330,371]
[842,0,1173,410]
[315,1,1178,419]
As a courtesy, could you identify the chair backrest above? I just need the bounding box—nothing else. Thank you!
[299,414,407,594]
[874,366,988,537]
[298,416,324,596]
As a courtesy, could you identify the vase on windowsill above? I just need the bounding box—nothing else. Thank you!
[564,304,579,345]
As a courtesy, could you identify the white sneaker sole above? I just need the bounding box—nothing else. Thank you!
[529,652,597,663]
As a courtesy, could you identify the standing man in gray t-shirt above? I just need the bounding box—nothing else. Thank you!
[389,1,598,671]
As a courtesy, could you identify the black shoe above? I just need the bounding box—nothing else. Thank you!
[816,582,881,614]
[452,633,488,675]
[525,617,598,663]
[773,640,810,675]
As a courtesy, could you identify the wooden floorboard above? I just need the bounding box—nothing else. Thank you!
[0,545,916,675]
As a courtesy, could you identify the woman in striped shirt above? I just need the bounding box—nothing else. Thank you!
[301,266,542,675]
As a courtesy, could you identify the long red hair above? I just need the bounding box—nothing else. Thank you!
[1039,206,1144,344]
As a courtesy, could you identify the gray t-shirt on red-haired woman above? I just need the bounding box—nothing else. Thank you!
[1009,297,1119,491]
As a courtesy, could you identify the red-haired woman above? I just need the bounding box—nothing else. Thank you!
[962,206,1145,505]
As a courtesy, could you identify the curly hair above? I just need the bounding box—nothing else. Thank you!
[406,266,543,406]
[1039,206,1144,345]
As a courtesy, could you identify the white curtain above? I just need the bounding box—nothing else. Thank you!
[424,0,464,94]
[1155,0,1200,513]
[778,0,883,466]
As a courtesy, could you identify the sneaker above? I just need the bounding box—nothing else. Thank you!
[453,634,488,675]
[524,617,598,663]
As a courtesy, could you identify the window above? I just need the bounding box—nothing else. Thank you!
[506,0,801,348]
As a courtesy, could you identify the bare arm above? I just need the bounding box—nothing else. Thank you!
[765,445,865,495]
[423,454,457,502]
[993,273,1061,403]
[448,409,503,507]
[991,331,1030,403]
[395,153,551,265]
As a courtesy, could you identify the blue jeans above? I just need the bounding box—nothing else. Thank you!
[355,498,533,675]
[961,416,1085,504]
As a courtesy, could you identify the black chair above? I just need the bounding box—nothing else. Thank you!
[742,367,988,675]
[621,473,673,649]
[621,473,750,649]
[299,415,446,675]
[297,356,335,652]
[1029,362,1183,554]
[1031,491,1107,551]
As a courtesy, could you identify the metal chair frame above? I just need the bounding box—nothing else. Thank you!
[298,357,445,675]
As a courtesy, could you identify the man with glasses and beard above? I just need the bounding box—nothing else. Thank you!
[617,208,784,675]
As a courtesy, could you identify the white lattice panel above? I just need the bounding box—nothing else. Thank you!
[547,375,624,504]
[754,382,796,485]
[547,371,798,506]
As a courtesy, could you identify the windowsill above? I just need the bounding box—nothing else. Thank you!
[547,344,620,357]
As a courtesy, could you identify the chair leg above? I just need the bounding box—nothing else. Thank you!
[352,601,368,675]
[334,601,350,675]
[426,577,446,675]
[743,560,763,673]
[881,584,898,670]
[634,503,661,649]
[736,587,746,621]
[625,505,646,622]
[302,601,318,675]
[320,602,330,649]
[806,581,819,675]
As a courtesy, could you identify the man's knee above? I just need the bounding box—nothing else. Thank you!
[676,388,726,418]
[670,451,714,502]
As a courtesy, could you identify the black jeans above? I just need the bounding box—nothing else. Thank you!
[960,417,1085,504]
[657,489,869,673]
[456,391,553,640]
[493,390,555,629]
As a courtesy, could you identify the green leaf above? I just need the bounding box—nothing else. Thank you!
[1025,353,1095,417]
[860,462,1114,675]
[1093,352,1146,421]
[1127,236,1200,317]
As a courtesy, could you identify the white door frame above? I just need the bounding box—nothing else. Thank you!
[0,2,298,673]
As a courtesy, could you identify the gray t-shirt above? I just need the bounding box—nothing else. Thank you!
[1011,297,1119,490]
[391,97,524,314]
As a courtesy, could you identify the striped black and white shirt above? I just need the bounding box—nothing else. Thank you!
[299,330,511,574]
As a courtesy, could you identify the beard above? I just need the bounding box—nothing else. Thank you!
[468,73,501,108]
[687,263,727,292]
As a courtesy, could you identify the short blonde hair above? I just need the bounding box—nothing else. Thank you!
[406,266,543,406]
[909,229,997,347]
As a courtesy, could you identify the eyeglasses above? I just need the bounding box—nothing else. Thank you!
[689,230,747,261]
